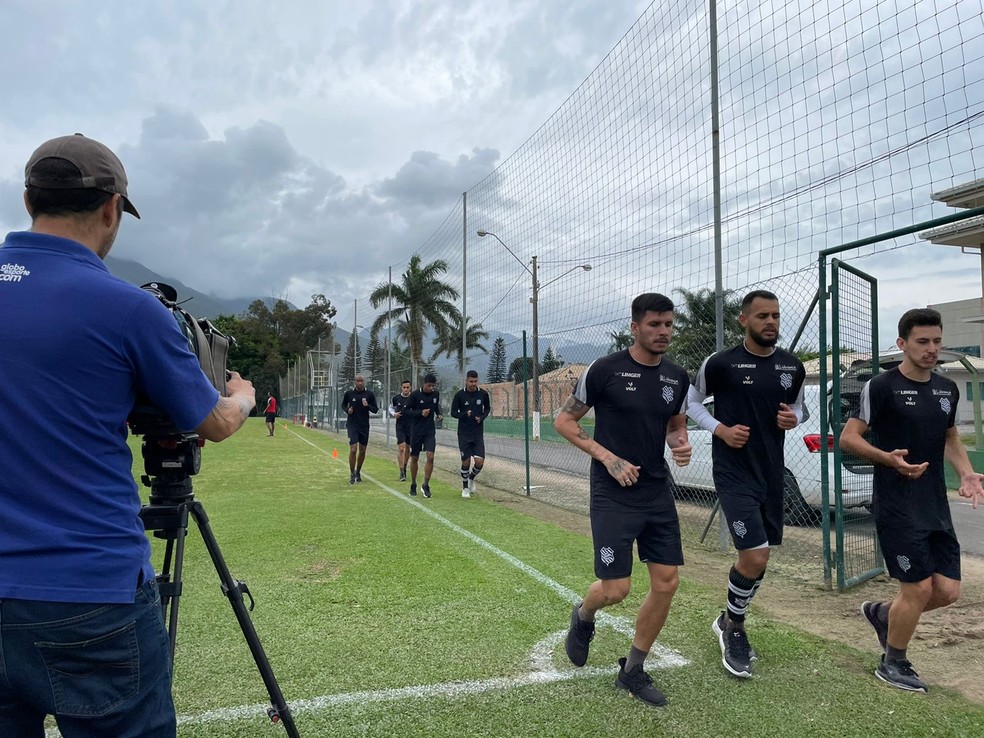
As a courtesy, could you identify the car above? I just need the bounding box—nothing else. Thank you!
[664,385,873,525]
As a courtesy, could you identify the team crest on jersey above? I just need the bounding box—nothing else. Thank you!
[732,520,747,538]
[779,372,793,390]
[897,555,911,573]
[940,397,951,414]
[662,386,674,404]
[600,546,615,566]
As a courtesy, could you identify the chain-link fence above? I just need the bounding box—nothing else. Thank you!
[279,0,983,588]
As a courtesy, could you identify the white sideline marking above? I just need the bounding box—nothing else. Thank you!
[291,429,687,664]
[42,430,690,733]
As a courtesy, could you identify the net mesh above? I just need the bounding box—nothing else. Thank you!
[280,0,982,584]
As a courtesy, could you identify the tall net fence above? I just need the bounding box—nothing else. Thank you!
[282,0,983,585]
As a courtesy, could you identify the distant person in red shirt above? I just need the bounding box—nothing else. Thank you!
[265,394,278,437]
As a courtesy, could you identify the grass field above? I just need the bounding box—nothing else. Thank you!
[114,419,984,737]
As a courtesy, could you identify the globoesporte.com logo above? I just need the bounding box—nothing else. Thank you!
[0,263,30,282]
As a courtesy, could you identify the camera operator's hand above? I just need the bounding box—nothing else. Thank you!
[198,371,256,442]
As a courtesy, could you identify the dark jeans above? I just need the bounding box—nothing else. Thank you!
[0,578,176,737]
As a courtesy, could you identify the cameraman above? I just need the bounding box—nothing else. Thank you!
[0,134,256,737]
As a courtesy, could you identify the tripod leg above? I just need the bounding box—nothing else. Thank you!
[187,501,301,737]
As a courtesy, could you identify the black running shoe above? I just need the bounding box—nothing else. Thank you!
[876,657,928,693]
[400,471,407,482]
[861,601,888,652]
[564,602,595,667]
[355,471,362,483]
[422,484,432,498]
[349,474,356,485]
[713,611,752,678]
[616,657,667,707]
[409,484,417,496]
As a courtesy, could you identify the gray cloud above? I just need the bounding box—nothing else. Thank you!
[377,148,501,207]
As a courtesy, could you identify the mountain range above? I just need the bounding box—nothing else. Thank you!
[105,256,282,317]
[106,257,612,379]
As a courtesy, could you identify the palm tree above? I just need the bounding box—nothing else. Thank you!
[608,327,633,353]
[369,254,462,382]
[431,316,489,373]
[668,287,743,375]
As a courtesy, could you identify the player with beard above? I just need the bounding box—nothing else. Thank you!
[390,380,413,481]
[556,293,692,707]
[686,290,805,679]
[450,370,492,498]
[342,374,378,484]
[841,308,984,692]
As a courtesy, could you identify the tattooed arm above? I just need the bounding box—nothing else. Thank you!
[196,371,256,442]
[554,393,640,487]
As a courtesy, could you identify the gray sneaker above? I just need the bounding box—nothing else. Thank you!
[876,657,927,693]
[713,611,752,678]
[861,601,888,652]
[616,657,667,707]
[564,603,595,667]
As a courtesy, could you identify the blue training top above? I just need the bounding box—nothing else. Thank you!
[0,231,220,603]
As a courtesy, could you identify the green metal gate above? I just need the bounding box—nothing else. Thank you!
[824,259,885,589]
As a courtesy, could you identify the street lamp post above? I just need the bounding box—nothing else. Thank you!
[476,229,591,439]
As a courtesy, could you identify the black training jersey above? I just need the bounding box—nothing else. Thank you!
[692,344,806,495]
[391,393,412,426]
[573,350,689,498]
[451,388,491,436]
[853,367,957,530]
[405,389,442,434]
[341,389,378,428]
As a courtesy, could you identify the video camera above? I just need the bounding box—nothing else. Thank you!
[127,282,236,500]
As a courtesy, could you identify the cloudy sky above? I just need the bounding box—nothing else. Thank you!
[0,0,649,309]
[2,0,981,356]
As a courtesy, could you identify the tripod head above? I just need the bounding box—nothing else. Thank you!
[130,409,203,504]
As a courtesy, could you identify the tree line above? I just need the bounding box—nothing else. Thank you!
[216,269,826,402]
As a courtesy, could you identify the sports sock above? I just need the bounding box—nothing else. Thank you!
[625,645,648,672]
[886,644,907,663]
[726,566,758,624]
[577,603,595,622]
[461,468,470,488]
[469,466,482,479]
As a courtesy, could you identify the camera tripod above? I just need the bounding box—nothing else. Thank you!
[137,434,300,737]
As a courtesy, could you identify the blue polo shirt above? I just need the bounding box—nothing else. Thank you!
[0,231,220,603]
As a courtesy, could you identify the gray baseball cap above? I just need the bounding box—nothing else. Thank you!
[25,133,140,218]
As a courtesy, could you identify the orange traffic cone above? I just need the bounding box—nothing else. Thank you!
[332,448,338,459]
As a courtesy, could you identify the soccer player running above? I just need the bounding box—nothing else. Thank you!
[556,293,692,707]
[450,370,492,498]
[390,379,413,481]
[264,393,277,437]
[404,373,444,498]
[686,289,805,679]
[341,374,378,484]
[840,308,984,693]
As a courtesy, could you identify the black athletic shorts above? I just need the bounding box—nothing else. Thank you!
[396,422,410,445]
[265,412,276,423]
[877,525,961,583]
[347,425,369,446]
[410,430,436,457]
[458,435,485,460]
[589,481,683,579]
[716,483,784,549]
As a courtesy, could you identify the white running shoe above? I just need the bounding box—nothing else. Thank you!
[462,488,471,498]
